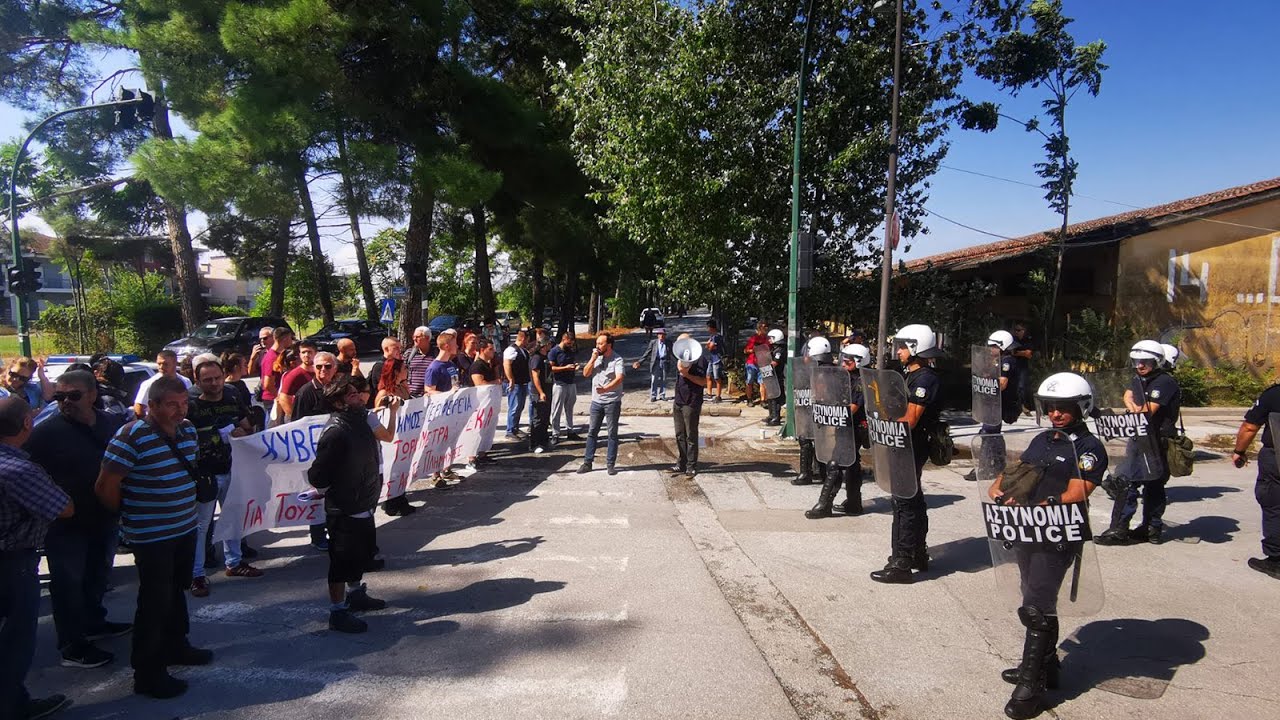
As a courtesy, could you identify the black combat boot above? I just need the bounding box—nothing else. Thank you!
[870,556,914,584]
[805,465,842,519]
[836,465,862,515]
[792,442,815,485]
[1002,614,1059,688]
[1094,493,1132,545]
[1004,606,1056,719]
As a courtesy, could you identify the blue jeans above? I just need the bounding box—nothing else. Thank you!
[506,381,529,433]
[217,474,242,568]
[44,522,113,650]
[650,367,667,399]
[745,365,761,385]
[0,549,40,717]
[584,401,622,466]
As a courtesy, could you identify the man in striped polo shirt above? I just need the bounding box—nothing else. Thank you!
[95,376,213,699]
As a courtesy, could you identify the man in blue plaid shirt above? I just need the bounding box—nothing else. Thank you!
[0,396,75,720]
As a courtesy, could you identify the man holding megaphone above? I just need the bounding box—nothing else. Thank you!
[669,334,709,477]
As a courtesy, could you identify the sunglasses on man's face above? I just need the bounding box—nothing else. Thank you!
[53,390,84,403]
[315,363,334,369]
[9,372,31,383]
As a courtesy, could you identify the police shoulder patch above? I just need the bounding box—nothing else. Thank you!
[1079,453,1098,472]
[1150,389,1161,399]
[1001,362,1011,371]
[914,386,927,398]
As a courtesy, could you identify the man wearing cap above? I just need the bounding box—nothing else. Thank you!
[634,327,673,402]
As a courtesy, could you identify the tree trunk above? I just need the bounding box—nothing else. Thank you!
[558,270,578,339]
[294,164,335,327]
[335,131,379,322]
[530,250,545,329]
[400,170,435,340]
[147,76,205,332]
[587,289,598,334]
[269,215,291,317]
[472,204,496,324]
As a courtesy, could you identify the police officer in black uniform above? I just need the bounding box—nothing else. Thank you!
[1231,383,1280,580]
[793,336,831,486]
[805,343,869,518]
[986,372,1107,719]
[763,329,787,426]
[871,323,944,584]
[1096,340,1181,546]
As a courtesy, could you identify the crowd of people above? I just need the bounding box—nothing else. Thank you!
[3,312,1280,720]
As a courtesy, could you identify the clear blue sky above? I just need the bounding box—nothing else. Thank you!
[4,1,1278,268]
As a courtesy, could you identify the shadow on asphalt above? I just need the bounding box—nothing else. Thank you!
[1164,515,1241,544]
[1165,484,1241,502]
[921,536,992,579]
[1056,617,1209,701]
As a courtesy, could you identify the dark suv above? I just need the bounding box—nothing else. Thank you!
[164,316,290,362]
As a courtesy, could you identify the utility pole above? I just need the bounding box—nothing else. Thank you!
[7,92,152,357]
[874,0,904,366]
[784,0,817,439]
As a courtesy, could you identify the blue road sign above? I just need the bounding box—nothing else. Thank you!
[391,286,408,298]
[379,298,397,323]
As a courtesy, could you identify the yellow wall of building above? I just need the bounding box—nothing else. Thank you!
[1114,198,1280,372]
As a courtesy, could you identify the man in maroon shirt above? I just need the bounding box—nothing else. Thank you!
[275,340,317,420]
[743,321,770,407]
[259,327,294,415]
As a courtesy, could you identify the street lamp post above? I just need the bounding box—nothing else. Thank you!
[7,96,148,357]
[874,0,904,366]
[784,0,817,439]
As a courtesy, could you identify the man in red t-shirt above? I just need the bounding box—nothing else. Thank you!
[743,321,770,407]
[276,340,317,420]
[259,327,295,413]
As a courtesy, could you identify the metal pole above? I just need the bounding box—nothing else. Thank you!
[8,98,145,357]
[784,0,817,439]
[874,0,904,367]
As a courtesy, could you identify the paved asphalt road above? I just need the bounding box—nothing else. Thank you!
[24,316,1280,719]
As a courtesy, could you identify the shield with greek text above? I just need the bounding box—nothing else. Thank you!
[793,361,814,441]
[811,365,855,466]
[1271,413,1280,475]
[861,368,918,498]
[971,344,1003,427]
[976,428,1105,616]
[754,345,781,400]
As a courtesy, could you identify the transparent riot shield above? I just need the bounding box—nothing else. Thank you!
[755,345,781,400]
[1272,413,1280,475]
[862,368,919,499]
[975,429,1105,617]
[1092,409,1162,486]
[811,365,855,467]
[793,362,814,441]
[971,344,1003,427]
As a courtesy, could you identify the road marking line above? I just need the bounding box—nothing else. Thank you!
[547,515,630,527]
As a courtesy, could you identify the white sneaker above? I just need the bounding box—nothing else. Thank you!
[534,446,546,454]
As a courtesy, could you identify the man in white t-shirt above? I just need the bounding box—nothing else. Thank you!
[578,333,626,475]
[132,350,192,419]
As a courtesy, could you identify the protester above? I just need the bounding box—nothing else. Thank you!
[259,327,295,416]
[579,333,625,475]
[96,376,213,700]
[548,331,581,442]
[307,377,388,634]
[25,371,130,670]
[503,329,532,439]
[187,358,261,597]
[456,331,476,387]
[529,335,553,454]
[406,326,434,398]
[335,338,362,377]
[375,358,409,410]
[132,351,192,420]
[705,320,725,403]
[423,329,462,487]
[350,374,398,570]
[467,338,501,471]
[0,395,75,720]
[743,321,771,406]
[0,358,53,411]
[291,352,341,422]
[92,357,132,417]
[275,339,317,421]
[246,326,274,395]
[670,333,708,477]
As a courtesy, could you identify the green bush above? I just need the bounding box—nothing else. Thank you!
[35,302,116,354]
[115,303,184,356]
[1205,361,1273,406]
[208,304,248,319]
[1171,363,1210,407]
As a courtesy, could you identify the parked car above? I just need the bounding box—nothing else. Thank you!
[164,316,289,362]
[426,314,480,337]
[494,310,522,333]
[304,319,388,355]
[43,353,157,406]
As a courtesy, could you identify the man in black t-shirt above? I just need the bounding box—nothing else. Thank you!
[293,352,341,422]
[669,334,708,477]
[528,337,553,453]
[548,332,581,441]
[1232,384,1280,580]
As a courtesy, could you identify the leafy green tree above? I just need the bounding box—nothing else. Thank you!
[251,249,338,330]
[974,0,1106,353]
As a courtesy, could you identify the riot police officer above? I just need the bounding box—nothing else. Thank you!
[966,330,1018,481]
[986,373,1107,719]
[870,324,944,584]
[1096,340,1181,546]
[805,343,869,518]
[793,337,831,486]
[762,329,787,426]
[1230,383,1280,580]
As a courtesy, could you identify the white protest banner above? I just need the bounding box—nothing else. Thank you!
[213,384,501,542]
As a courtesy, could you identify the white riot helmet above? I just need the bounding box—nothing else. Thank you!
[767,329,785,344]
[894,324,945,359]
[987,330,1015,352]
[1035,372,1094,418]
[805,336,831,357]
[1160,343,1181,369]
[1129,340,1164,364]
[840,343,871,368]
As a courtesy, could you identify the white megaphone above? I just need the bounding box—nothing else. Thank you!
[673,337,703,368]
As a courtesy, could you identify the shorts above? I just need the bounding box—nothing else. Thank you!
[745,365,761,384]
[706,361,723,380]
[326,513,376,585]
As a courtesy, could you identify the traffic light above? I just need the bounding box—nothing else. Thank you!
[6,266,21,295]
[25,266,41,293]
[7,266,42,295]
